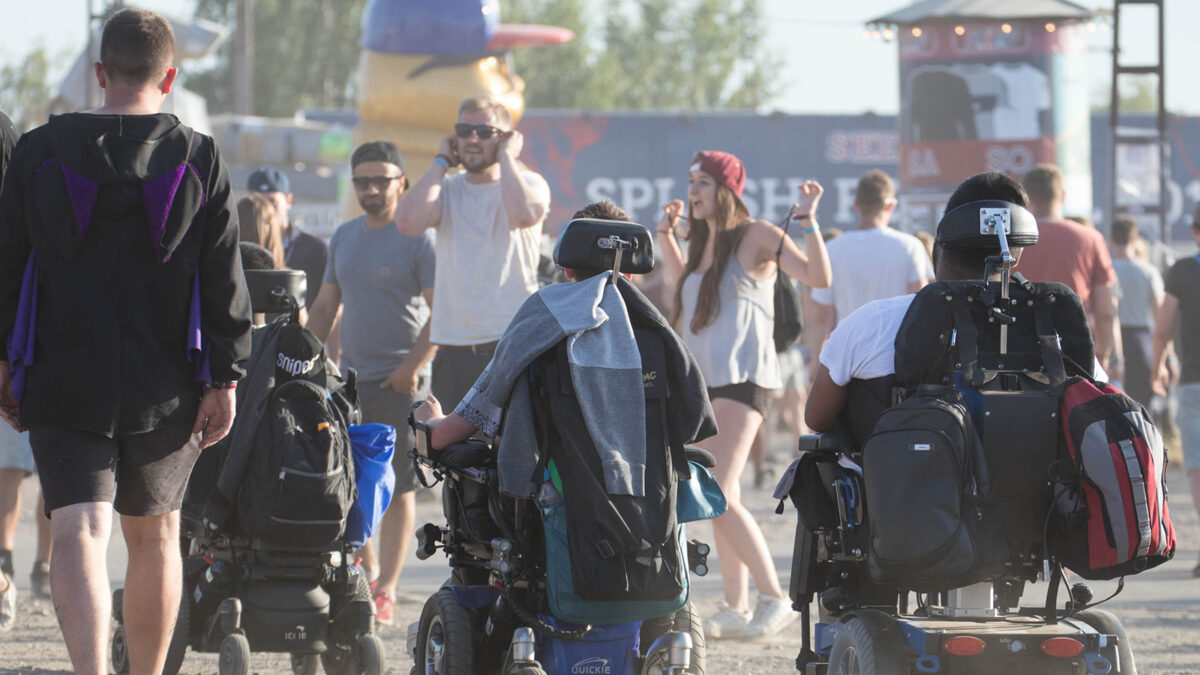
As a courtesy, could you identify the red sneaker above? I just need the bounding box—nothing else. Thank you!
[372,589,394,626]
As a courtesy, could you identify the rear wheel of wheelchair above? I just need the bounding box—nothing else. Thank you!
[1075,609,1137,675]
[162,586,191,675]
[111,624,131,674]
[828,610,908,675]
[218,633,251,675]
[640,601,706,674]
[111,588,131,674]
[291,653,320,675]
[416,588,476,674]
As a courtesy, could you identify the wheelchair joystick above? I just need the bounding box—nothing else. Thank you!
[688,539,711,576]
[415,523,445,561]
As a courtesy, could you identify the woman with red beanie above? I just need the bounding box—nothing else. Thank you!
[658,150,831,639]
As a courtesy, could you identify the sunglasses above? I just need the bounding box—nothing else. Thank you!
[454,123,504,140]
[352,175,401,191]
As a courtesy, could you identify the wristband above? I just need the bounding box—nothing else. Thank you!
[801,223,819,236]
[206,381,237,391]
[791,213,812,221]
[433,154,451,169]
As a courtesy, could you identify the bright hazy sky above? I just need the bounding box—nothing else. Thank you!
[4,0,1195,115]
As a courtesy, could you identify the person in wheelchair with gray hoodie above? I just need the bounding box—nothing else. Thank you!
[409,201,723,675]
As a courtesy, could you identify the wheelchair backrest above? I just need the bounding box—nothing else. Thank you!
[891,279,1096,561]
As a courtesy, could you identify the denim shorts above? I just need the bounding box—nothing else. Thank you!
[1177,382,1200,472]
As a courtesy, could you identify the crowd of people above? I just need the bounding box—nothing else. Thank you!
[1,8,1200,672]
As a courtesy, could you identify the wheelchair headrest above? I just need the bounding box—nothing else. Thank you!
[244,269,307,313]
[936,200,1038,250]
[553,219,655,275]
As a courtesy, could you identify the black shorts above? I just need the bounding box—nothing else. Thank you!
[30,423,201,518]
[707,381,774,417]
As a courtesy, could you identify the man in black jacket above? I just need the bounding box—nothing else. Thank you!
[247,166,327,307]
[0,10,251,674]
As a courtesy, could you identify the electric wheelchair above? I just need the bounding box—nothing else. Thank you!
[406,219,723,675]
[779,201,1138,675]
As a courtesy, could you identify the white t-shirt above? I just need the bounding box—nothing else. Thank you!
[820,293,1108,387]
[1113,257,1164,330]
[430,170,550,345]
[810,227,934,320]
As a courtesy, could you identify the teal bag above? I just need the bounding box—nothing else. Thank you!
[677,460,727,523]
[542,501,688,625]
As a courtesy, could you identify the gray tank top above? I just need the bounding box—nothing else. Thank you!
[679,254,782,389]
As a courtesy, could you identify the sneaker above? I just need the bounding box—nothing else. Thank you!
[30,561,51,599]
[703,604,752,639]
[744,595,797,638]
[0,571,15,631]
[372,589,395,626]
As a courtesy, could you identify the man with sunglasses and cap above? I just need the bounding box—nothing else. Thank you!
[247,166,327,308]
[394,95,550,413]
[306,141,436,624]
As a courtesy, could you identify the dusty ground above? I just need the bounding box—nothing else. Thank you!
[2,437,1198,674]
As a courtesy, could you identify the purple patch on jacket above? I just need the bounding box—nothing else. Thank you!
[60,163,99,240]
[142,164,189,262]
[7,254,39,402]
[188,270,212,383]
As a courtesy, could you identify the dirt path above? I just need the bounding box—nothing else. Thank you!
[2,451,1197,674]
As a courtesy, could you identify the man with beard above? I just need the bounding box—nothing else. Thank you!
[394,95,550,410]
[306,141,436,625]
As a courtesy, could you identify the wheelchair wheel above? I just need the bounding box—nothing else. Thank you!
[827,610,908,675]
[640,601,706,674]
[163,587,190,675]
[1075,609,1137,675]
[416,588,476,674]
[111,624,131,675]
[218,633,251,675]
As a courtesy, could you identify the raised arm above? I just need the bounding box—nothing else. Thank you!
[498,131,549,230]
[775,181,831,288]
[656,199,687,289]
[393,136,454,235]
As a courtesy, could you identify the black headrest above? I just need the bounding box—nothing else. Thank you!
[553,219,655,275]
[244,269,307,313]
[936,200,1039,250]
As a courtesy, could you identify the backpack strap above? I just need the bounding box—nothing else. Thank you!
[1032,293,1068,394]
[948,291,982,388]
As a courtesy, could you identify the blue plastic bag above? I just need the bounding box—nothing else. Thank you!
[677,460,727,523]
[345,423,396,547]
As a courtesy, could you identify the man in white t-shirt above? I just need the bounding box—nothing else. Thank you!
[806,172,1100,433]
[395,95,551,408]
[810,170,933,350]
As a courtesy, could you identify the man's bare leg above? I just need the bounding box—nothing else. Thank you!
[121,511,182,675]
[49,502,113,675]
[0,468,22,552]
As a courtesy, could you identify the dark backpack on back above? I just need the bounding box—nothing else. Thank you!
[240,377,357,549]
[533,326,684,603]
[863,385,1006,590]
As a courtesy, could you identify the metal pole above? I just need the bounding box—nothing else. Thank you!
[233,0,256,115]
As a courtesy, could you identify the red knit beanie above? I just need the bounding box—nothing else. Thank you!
[691,150,746,197]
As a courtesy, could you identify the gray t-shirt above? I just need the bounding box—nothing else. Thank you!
[1113,257,1163,329]
[324,215,436,381]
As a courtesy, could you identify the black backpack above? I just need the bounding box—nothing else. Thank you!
[240,377,357,549]
[863,385,1006,590]
[532,326,684,602]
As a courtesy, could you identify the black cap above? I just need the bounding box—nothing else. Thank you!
[247,167,290,194]
[351,141,405,172]
[275,323,326,387]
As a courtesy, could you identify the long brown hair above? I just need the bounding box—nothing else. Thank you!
[237,193,286,269]
[671,169,751,334]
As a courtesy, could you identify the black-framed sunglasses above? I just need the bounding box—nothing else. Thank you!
[454,123,503,140]
[352,175,401,191]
